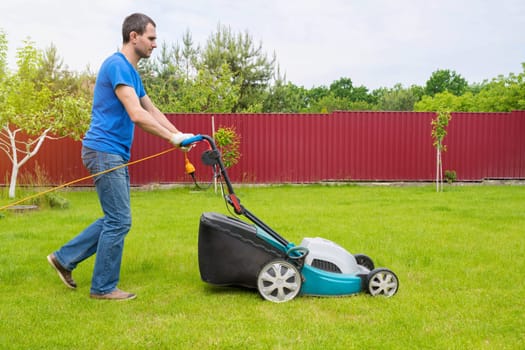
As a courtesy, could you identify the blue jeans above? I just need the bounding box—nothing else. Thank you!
[54,146,131,294]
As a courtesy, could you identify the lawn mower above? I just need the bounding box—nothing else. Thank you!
[180,135,399,303]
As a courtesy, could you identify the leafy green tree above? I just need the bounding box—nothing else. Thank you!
[179,30,200,81]
[175,62,240,112]
[416,64,525,112]
[262,80,309,112]
[472,65,525,111]
[304,85,330,110]
[309,94,350,113]
[431,111,452,192]
[414,91,471,112]
[350,85,375,104]
[0,38,91,198]
[0,30,8,80]
[202,24,275,112]
[140,39,241,113]
[329,77,375,105]
[0,30,10,115]
[425,69,468,96]
[375,84,422,111]
[140,42,183,112]
[329,77,353,100]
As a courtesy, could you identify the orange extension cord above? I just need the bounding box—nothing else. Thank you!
[0,147,177,212]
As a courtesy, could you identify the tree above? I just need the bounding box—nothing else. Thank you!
[309,94,350,113]
[375,84,422,111]
[263,80,310,112]
[431,111,452,192]
[472,64,525,112]
[0,38,91,198]
[139,42,183,112]
[202,24,275,112]
[176,62,240,112]
[415,64,525,112]
[329,77,375,105]
[425,69,468,97]
[414,91,472,112]
[329,77,353,100]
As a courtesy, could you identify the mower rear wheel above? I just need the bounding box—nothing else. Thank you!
[257,260,302,303]
[354,254,375,271]
[367,268,399,297]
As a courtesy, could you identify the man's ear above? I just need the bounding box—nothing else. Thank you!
[129,31,138,43]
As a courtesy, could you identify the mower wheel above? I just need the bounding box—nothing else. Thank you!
[354,254,375,271]
[257,260,302,303]
[367,268,399,297]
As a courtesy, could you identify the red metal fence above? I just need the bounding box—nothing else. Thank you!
[1,111,524,186]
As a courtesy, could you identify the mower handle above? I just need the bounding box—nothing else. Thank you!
[180,134,205,147]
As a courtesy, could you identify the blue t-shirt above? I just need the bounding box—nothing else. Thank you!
[83,52,146,161]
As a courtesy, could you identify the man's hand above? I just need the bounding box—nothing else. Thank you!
[170,132,195,147]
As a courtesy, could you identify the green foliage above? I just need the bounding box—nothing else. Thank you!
[214,126,241,168]
[0,31,11,125]
[444,169,457,184]
[140,33,245,113]
[3,27,525,117]
[203,24,275,112]
[0,29,8,79]
[431,111,452,192]
[415,91,471,112]
[375,84,423,111]
[309,94,350,113]
[25,192,70,209]
[431,111,451,150]
[472,67,525,111]
[1,38,92,138]
[0,35,93,198]
[329,77,354,99]
[139,42,183,112]
[178,63,240,113]
[141,25,275,113]
[425,69,468,97]
[45,192,70,209]
[416,64,525,112]
[138,26,523,113]
[262,81,310,112]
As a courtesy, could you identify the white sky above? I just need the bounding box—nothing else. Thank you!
[1,0,524,90]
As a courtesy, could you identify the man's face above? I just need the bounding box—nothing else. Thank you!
[134,23,157,59]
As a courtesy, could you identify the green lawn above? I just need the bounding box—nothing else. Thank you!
[1,184,524,349]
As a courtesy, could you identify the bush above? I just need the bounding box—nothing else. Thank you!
[214,126,241,168]
[445,170,457,184]
[46,193,70,209]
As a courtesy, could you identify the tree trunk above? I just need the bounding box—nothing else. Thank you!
[8,164,19,199]
[6,127,50,198]
[436,147,440,192]
[436,146,443,192]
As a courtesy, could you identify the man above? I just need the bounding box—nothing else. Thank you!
[47,13,192,301]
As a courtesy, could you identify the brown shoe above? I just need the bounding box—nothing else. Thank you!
[90,289,137,301]
[47,253,77,289]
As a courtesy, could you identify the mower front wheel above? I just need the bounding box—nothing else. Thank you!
[257,260,302,303]
[367,268,399,297]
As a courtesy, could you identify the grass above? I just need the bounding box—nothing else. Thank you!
[1,184,524,349]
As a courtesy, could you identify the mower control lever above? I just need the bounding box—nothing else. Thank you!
[227,194,244,215]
